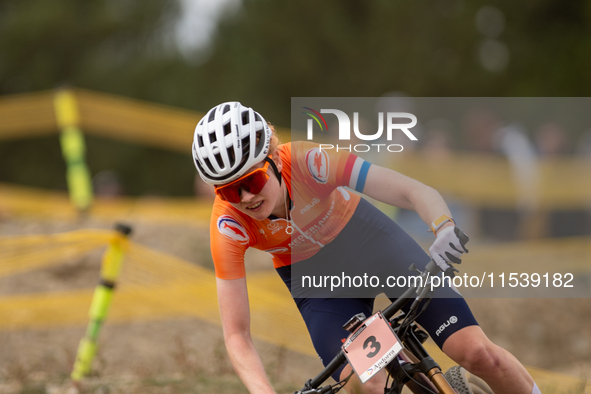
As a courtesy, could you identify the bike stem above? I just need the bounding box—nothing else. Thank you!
[382,260,441,321]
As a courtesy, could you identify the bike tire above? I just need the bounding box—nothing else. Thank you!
[444,366,494,394]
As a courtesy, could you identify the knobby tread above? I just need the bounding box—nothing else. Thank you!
[444,365,471,394]
[444,366,494,394]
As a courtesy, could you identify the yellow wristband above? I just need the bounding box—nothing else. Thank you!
[429,215,455,235]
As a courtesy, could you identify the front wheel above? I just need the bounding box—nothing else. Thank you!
[444,366,494,394]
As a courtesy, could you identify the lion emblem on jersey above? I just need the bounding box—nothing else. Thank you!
[306,148,329,184]
[217,216,249,244]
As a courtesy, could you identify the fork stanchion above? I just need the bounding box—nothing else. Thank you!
[70,223,132,382]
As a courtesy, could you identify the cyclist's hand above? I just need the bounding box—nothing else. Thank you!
[429,226,469,272]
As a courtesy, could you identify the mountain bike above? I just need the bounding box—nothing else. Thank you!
[293,256,494,394]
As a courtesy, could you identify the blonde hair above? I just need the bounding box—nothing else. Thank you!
[267,122,281,155]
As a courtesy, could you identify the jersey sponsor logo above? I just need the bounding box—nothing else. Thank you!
[435,316,458,337]
[267,221,285,235]
[217,216,249,244]
[300,197,320,215]
[306,148,329,184]
[264,247,289,254]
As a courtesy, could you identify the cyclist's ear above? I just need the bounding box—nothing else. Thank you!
[271,150,283,173]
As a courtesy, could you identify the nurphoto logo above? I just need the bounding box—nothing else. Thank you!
[303,107,418,153]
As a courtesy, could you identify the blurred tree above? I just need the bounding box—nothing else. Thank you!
[1,0,591,194]
[0,0,199,103]
[196,0,591,126]
[0,0,199,195]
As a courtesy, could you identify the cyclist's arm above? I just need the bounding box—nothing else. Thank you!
[362,164,454,233]
[217,277,276,394]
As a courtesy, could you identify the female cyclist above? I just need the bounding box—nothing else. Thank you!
[192,102,541,394]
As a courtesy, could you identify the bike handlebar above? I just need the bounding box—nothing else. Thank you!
[294,385,335,394]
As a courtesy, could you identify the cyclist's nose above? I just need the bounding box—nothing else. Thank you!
[240,188,257,202]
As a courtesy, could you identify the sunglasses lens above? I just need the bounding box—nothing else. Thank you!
[215,170,270,203]
[215,186,240,203]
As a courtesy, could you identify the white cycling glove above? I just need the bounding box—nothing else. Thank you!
[428,226,469,273]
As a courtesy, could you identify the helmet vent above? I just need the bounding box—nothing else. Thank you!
[209,131,217,143]
[241,111,249,125]
[214,153,224,167]
[222,105,231,114]
[254,113,262,122]
[242,135,250,152]
[203,157,215,173]
[197,134,203,147]
[208,110,216,122]
[223,123,232,136]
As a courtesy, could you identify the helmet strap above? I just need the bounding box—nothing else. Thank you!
[264,156,282,186]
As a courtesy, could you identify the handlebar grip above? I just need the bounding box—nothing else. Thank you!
[424,260,441,275]
[454,227,470,249]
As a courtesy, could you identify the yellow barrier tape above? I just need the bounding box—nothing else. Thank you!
[0,91,57,140]
[0,182,213,225]
[0,229,112,278]
[1,89,591,209]
[76,89,203,153]
[393,152,591,209]
[0,89,291,148]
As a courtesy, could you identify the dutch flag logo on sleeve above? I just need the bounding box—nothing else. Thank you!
[217,216,250,244]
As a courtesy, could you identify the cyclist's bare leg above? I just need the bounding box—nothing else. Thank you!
[339,364,388,394]
[442,326,536,394]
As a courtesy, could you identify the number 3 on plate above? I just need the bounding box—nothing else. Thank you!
[342,312,403,383]
[363,336,381,358]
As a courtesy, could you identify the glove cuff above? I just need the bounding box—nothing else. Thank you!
[429,215,455,236]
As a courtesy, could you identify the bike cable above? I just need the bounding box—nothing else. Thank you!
[399,298,432,339]
[399,365,437,394]
[329,370,354,393]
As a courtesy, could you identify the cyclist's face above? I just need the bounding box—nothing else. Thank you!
[228,155,284,221]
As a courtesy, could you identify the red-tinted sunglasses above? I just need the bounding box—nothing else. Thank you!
[214,158,273,203]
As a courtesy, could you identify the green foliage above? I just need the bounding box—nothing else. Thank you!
[194,0,591,125]
[0,0,190,104]
[1,0,591,194]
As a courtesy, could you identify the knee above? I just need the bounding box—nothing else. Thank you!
[455,342,503,376]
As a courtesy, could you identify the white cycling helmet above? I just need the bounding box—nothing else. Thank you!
[192,102,272,185]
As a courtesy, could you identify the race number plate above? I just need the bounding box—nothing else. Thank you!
[342,311,402,383]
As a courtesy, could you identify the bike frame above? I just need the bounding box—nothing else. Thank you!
[296,260,459,394]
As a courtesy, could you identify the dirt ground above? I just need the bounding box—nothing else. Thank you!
[1,217,590,393]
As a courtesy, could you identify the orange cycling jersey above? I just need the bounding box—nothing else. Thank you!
[210,141,372,280]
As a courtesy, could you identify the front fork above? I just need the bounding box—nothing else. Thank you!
[386,330,457,394]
